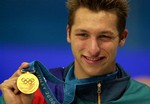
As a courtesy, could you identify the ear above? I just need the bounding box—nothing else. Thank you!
[119,29,128,47]
[66,25,71,43]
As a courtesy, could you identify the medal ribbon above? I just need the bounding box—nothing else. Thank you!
[22,61,118,104]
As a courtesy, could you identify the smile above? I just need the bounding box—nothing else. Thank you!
[83,56,106,63]
[86,57,101,61]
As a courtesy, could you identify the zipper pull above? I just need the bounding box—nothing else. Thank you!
[97,82,101,104]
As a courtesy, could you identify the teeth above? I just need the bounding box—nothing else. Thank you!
[86,57,100,61]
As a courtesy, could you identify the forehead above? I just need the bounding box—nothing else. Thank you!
[72,7,118,34]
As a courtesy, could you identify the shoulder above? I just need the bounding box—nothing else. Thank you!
[134,76,150,87]
[49,67,65,79]
[48,62,73,79]
[128,79,150,91]
[123,79,150,102]
[109,79,150,104]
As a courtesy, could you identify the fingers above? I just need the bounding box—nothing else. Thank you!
[1,77,19,94]
[18,62,30,71]
[20,93,34,104]
[0,61,34,104]
[1,62,30,95]
[1,78,34,104]
[11,62,30,78]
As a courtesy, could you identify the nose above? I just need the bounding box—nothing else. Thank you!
[88,38,101,56]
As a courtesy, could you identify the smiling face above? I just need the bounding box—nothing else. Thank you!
[67,7,128,79]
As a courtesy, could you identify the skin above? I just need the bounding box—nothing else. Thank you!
[0,7,128,103]
[0,62,33,104]
[67,7,128,79]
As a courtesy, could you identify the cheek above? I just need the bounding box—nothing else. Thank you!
[72,39,86,51]
[71,40,83,56]
[101,42,118,56]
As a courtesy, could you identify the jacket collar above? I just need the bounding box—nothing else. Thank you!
[64,63,130,103]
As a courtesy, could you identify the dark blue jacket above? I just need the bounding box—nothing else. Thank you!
[47,63,150,104]
[1,63,150,104]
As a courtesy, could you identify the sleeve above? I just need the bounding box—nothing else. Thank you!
[0,95,6,104]
[32,88,46,104]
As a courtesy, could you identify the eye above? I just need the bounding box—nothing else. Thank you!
[99,35,113,41]
[75,33,89,39]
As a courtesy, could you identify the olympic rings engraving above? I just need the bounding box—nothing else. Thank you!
[21,78,35,84]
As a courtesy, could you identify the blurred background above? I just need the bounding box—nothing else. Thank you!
[0,0,150,95]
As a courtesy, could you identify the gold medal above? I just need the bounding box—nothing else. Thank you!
[17,72,39,94]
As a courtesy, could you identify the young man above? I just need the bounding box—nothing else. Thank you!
[1,0,150,104]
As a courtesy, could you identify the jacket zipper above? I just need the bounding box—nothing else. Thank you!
[97,82,101,104]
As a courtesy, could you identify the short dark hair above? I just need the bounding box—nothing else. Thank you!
[66,0,129,37]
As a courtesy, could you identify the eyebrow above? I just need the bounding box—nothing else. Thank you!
[100,31,114,35]
[75,29,89,33]
[75,29,115,35]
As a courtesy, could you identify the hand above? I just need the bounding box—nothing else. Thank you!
[0,62,34,104]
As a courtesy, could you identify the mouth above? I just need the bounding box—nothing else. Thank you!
[83,55,106,64]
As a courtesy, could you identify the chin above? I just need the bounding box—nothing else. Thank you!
[86,70,104,77]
